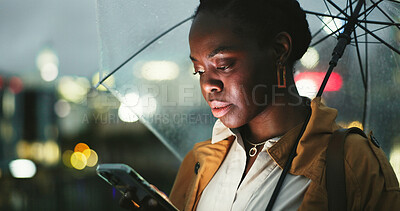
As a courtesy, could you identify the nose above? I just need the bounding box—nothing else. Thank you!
[200,72,223,94]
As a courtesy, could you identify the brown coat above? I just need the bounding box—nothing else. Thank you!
[169,98,400,210]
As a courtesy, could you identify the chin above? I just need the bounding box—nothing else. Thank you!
[219,115,246,129]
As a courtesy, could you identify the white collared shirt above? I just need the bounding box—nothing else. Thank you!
[196,119,311,211]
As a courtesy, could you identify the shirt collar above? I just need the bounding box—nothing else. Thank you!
[211,119,281,148]
[211,119,236,144]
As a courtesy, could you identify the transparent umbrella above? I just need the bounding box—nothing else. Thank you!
[95,0,400,161]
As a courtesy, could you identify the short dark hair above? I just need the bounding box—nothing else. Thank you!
[194,0,311,68]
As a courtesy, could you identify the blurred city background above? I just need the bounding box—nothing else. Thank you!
[0,0,180,210]
[0,0,399,210]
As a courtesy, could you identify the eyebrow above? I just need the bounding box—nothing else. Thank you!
[189,46,238,62]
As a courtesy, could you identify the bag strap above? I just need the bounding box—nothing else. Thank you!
[326,127,367,211]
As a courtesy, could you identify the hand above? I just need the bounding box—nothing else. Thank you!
[119,187,168,211]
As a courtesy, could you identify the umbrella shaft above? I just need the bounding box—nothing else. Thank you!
[318,0,365,97]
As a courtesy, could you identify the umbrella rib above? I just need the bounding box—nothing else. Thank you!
[358,20,400,26]
[350,41,389,44]
[310,25,345,47]
[327,0,382,21]
[304,0,357,20]
[356,23,400,55]
[315,14,339,37]
[386,0,400,4]
[357,0,384,18]
[95,16,194,88]
[353,24,391,39]
[306,0,356,40]
[304,10,347,20]
[325,0,400,53]
[353,30,367,89]
[370,0,400,30]
[323,0,340,30]
[304,10,400,26]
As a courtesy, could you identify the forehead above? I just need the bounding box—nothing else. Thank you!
[189,13,253,55]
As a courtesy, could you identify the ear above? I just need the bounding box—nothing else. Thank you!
[272,32,292,63]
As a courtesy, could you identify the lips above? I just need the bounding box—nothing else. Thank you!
[209,101,232,118]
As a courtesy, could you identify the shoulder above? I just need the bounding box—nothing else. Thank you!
[344,132,399,190]
[343,132,400,210]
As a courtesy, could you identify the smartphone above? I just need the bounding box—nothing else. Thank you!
[96,163,178,211]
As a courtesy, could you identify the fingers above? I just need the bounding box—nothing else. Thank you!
[119,191,141,210]
[141,196,164,211]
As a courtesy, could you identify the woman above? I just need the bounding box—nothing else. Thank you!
[121,0,400,210]
[168,0,400,210]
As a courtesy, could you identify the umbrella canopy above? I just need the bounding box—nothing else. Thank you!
[96,0,400,160]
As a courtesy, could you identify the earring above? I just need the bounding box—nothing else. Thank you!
[277,61,286,88]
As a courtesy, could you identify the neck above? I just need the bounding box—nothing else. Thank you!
[240,94,309,144]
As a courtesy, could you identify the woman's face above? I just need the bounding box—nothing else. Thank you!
[189,13,277,128]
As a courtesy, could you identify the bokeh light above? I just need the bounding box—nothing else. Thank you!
[36,48,59,69]
[347,120,363,130]
[70,152,87,170]
[57,76,90,103]
[36,48,59,82]
[141,61,179,81]
[43,141,60,165]
[16,141,60,166]
[85,149,98,167]
[92,72,115,91]
[74,143,89,153]
[118,104,139,123]
[1,122,14,142]
[294,72,343,93]
[40,63,59,82]
[62,150,73,168]
[16,140,31,159]
[31,142,45,162]
[8,77,24,94]
[295,78,318,99]
[300,47,319,69]
[54,99,71,118]
[9,159,37,178]
[67,143,99,170]
[322,16,345,36]
[2,91,15,118]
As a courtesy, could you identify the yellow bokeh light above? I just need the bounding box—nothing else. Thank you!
[43,141,60,165]
[57,76,90,103]
[16,140,31,159]
[71,152,87,170]
[86,149,98,167]
[348,121,363,130]
[74,143,90,153]
[92,72,115,91]
[62,150,73,168]
[82,148,91,160]
[31,142,45,162]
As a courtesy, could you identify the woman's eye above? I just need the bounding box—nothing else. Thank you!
[193,67,205,75]
[216,65,229,70]
[215,60,235,71]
